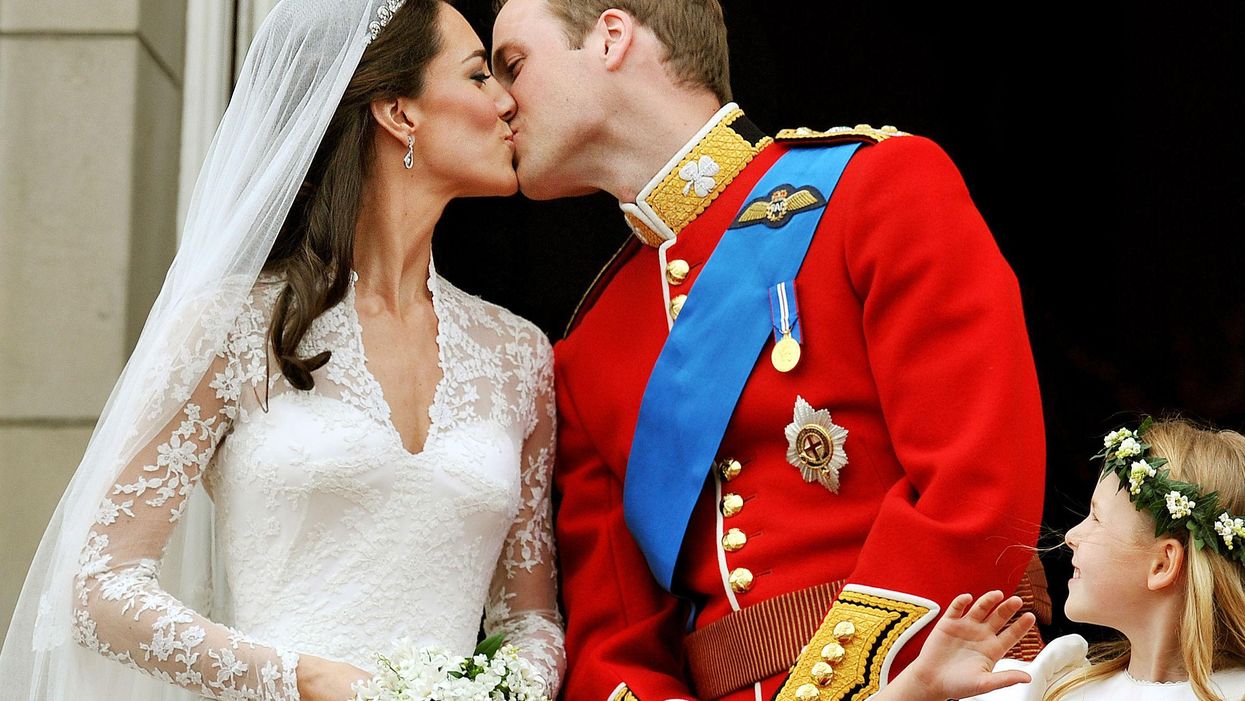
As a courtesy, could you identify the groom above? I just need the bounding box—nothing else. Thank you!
[492,2,1046,700]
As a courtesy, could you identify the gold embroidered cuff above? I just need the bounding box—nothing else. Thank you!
[774,585,938,701]
[607,683,642,701]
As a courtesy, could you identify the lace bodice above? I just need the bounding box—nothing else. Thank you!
[71,263,564,699]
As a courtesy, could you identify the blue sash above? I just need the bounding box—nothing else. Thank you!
[623,144,861,590]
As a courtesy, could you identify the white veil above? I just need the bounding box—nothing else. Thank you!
[0,1,406,698]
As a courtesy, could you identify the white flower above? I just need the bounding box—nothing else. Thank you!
[144,627,177,661]
[1115,436,1143,459]
[1127,459,1157,495]
[1165,491,1195,520]
[1104,427,1134,447]
[1215,512,1245,550]
[353,640,549,701]
[180,625,206,649]
[156,435,199,472]
[679,154,721,197]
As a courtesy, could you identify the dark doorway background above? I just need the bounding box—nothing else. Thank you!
[437,1,1245,641]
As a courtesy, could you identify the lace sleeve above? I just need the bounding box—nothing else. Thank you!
[70,313,301,700]
[484,338,565,697]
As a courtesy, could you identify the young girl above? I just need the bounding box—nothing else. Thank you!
[874,417,1245,701]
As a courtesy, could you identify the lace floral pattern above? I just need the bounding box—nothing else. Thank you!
[72,262,564,698]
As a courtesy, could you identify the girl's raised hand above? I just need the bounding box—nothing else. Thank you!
[879,591,1036,701]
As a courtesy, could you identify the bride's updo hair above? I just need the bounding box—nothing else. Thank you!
[265,0,445,390]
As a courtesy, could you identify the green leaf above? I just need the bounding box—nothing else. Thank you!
[475,632,506,658]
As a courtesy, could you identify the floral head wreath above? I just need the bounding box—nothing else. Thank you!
[1096,417,1245,565]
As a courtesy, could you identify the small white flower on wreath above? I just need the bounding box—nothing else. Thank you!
[1165,491,1196,520]
[1104,427,1135,448]
[1215,513,1245,550]
[1128,459,1157,495]
[679,154,721,197]
[1115,436,1143,459]
[784,396,849,493]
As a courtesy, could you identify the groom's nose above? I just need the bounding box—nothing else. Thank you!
[490,81,517,122]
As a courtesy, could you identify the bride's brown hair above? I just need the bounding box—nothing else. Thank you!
[264,0,445,391]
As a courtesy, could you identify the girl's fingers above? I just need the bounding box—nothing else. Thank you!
[986,595,1025,630]
[995,612,1036,651]
[967,590,1004,621]
[944,593,974,620]
[976,670,1033,694]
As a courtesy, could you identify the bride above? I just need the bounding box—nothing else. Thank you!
[0,1,564,699]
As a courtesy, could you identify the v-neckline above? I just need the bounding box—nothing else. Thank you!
[347,263,449,459]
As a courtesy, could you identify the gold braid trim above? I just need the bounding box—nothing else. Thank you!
[775,124,909,147]
[775,589,932,701]
[607,684,642,701]
[624,212,666,249]
[642,107,772,238]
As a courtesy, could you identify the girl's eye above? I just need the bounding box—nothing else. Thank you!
[508,60,522,78]
[472,72,491,84]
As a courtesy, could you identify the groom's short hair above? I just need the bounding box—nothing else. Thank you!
[497,0,732,102]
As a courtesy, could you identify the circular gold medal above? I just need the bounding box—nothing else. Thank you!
[771,333,801,372]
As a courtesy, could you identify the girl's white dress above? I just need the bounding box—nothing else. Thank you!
[965,635,1245,700]
[69,263,564,700]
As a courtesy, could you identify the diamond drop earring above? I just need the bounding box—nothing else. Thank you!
[403,134,414,170]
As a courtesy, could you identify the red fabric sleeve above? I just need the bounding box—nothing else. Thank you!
[835,136,1046,674]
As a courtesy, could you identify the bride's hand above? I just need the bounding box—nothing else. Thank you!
[897,591,1036,700]
[296,654,371,701]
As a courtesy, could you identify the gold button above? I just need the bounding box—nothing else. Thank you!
[820,642,846,664]
[670,294,688,320]
[721,528,747,552]
[810,661,835,686]
[666,259,690,285]
[718,458,743,482]
[721,492,743,517]
[728,567,754,593]
[794,683,821,701]
[833,620,856,642]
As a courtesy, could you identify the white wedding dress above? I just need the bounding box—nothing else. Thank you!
[68,261,564,700]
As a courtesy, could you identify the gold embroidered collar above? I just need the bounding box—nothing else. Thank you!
[620,103,773,247]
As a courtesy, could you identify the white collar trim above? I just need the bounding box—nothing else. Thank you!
[619,102,739,244]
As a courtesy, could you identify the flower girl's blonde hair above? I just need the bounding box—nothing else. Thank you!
[1047,418,1245,701]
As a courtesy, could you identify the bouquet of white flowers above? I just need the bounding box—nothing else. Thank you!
[350,634,549,701]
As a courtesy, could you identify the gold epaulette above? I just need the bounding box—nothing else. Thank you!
[775,124,910,147]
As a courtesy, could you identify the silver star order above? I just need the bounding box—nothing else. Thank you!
[784,395,849,493]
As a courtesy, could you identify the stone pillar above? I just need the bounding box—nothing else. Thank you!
[0,0,187,640]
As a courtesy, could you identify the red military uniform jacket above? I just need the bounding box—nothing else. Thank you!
[554,104,1045,701]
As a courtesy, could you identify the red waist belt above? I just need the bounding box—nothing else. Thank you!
[684,558,1050,699]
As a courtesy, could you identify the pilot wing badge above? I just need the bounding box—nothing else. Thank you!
[730,183,827,229]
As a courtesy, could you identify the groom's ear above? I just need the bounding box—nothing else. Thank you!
[596,9,636,71]
[370,98,421,144]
